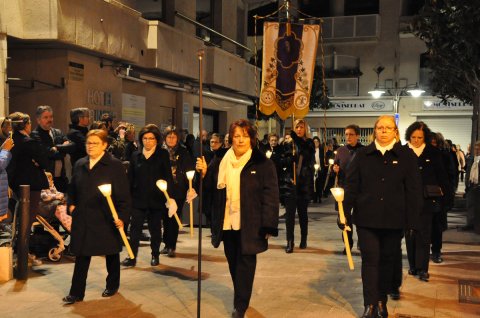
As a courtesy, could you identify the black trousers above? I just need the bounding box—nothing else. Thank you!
[431,210,444,255]
[69,254,120,298]
[162,198,185,250]
[406,211,433,272]
[285,196,309,242]
[223,230,257,313]
[130,208,163,257]
[357,226,403,306]
[313,176,323,202]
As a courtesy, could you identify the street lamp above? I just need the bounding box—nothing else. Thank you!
[368,82,425,113]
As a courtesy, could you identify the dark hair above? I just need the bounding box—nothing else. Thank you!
[100,112,113,123]
[405,121,432,145]
[8,112,31,131]
[86,129,108,144]
[313,136,321,143]
[185,134,195,148]
[70,108,89,125]
[163,125,179,138]
[90,121,107,131]
[138,124,162,148]
[345,124,360,135]
[228,119,257,148]
[36,105,53,118]
[268,133,278,140]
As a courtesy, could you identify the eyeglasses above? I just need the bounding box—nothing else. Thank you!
[375,126,396,132]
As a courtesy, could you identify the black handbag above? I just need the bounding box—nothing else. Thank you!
[424,185,443,198]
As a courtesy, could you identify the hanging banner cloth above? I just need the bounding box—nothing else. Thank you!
[259,22,320,120]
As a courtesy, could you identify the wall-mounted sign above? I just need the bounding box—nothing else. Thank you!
[87,89,112,107]
[312,99,394,112]
[422,99,473,111]
[122,93,145,129]
[68,61,84,81]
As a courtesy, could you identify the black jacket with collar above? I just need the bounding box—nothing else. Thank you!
[344,141,422,230]
[67,152,131,256]
[203,148,279,255]
[128,146,173,210]
[31,126,75,178]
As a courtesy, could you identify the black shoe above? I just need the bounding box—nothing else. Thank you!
[458,225,474,231]
[408,268,417,276]
[121,257,136,267]
[418,271,430,282]
[231,309,245,318]
[285,241,294,253]
[361,304,377,318]
[279,213,286,219]
[377,301,388,317]
[299,237,307,249]
[102,288,118,297]
[167,249,176,258]
[62,295,83,305]
[431,253,443,263]
[160,247,169,255]
[389,288,400,300]
[140,233,150,241]
[151,255,159,266]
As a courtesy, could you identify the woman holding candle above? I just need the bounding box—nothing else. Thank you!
[196,119,279,318]
[161,125,195,257]
[344,115,422,317]
[404,121,449,282]
[121,124,174,267]
[282,118,315,253]
[64,129,131,304]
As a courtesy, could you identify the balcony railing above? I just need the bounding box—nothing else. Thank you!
[322,14,380,40]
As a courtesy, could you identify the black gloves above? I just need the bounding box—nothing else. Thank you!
[337,216,346,230]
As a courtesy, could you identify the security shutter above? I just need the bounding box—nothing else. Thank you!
[417,116,471,152]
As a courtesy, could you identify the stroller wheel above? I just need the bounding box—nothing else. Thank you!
[48,248,62,262]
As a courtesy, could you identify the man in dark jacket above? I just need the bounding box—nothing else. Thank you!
[464,141,480,232]
[67,108,90,172]
[31,105,74,192]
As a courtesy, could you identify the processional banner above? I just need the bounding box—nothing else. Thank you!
[259,22,320,120]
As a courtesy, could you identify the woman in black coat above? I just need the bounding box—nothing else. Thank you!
[121,124,174,267]
[7,112,49,224]
[404,122,449,282]
[161,125,195,257]
[344,115,422,318]
[64,129,131,304]
[281,118,315,253]
[197,119,279,318]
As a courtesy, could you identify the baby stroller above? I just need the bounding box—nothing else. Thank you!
[31,189,71,262]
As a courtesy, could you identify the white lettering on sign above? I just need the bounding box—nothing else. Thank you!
[423,99,472,110]
[87,89,112,107]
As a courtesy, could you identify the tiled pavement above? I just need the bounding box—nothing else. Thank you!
[1,193,479,318]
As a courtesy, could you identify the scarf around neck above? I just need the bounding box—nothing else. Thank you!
[142,145,156,159]
[408,142,426,157]
[375,139,396,155]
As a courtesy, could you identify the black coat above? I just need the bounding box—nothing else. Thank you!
[203,148,279,255]
[164,145,195,200]
[413,144,450,208]
[128,147,173,210]
[67,124,89,168]
[7,131,49,191]
[344,142,422,230]
[67,152,131,256]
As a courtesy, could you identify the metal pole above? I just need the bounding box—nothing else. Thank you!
[196,49,205,318]
[16,185,30,280]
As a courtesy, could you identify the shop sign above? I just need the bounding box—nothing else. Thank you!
[87,89,112,107]
[68,61,84,81]
[312,99,394,112]
[422,99,473,111]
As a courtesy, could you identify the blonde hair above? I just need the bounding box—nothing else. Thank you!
[371,115,400,143]
[293,118,311,139]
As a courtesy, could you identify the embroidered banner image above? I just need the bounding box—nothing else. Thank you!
[259,22,320,120]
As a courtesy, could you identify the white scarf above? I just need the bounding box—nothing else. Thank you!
[375,139,396,155]
[407,142,426,157]
[217,147,252,230]
[470,156,480,184]
[142,145,156,159]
